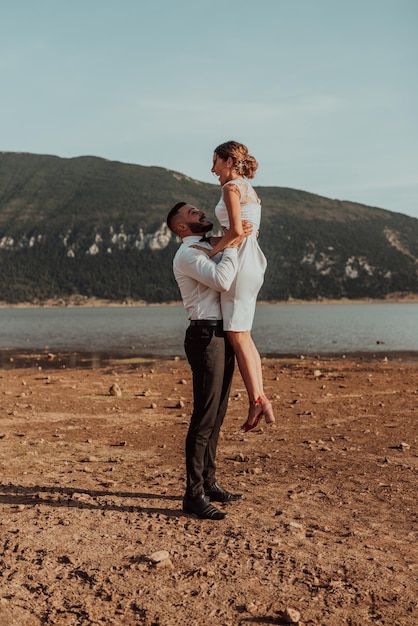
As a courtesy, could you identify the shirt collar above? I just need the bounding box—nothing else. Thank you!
[181,235,206,246]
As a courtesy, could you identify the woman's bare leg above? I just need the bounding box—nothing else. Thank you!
[226,331,263,401]
[227,330,275,428]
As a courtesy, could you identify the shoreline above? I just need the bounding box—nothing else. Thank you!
[2,348,418,371]
[1,292,418,308]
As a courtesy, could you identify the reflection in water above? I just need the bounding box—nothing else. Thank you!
[2,347,418,371]
[0,349,171,370]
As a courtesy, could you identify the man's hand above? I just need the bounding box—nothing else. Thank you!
[191,220,254,255]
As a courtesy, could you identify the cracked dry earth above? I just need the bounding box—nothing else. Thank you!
[0,354,417,626]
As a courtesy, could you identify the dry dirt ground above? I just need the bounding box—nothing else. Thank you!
[0,352,417,626]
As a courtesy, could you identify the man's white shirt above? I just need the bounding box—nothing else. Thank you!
[173,236,238,320]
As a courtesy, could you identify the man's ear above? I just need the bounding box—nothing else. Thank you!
[176,223,187,234]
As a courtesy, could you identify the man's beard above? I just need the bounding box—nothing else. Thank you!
[188,221,213,234]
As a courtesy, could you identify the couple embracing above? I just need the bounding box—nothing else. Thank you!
[167,140,275,521]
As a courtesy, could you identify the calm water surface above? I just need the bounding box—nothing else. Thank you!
[1,303,417,361]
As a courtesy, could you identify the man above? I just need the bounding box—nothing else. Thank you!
[167,202,248,520]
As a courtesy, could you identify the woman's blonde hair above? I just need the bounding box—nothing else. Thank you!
[214,140,258,179]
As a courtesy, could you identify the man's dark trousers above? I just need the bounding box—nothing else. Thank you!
[184,323,235,497]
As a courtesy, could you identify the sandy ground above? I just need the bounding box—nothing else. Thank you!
[0,352,417,626]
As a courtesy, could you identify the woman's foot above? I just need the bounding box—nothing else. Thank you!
[241,398,264,432]
[259,395,275,425]
[241,396,276,431]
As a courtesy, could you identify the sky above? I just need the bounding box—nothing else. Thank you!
[1,0,417,219]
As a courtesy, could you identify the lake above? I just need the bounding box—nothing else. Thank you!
[1,303,417,365]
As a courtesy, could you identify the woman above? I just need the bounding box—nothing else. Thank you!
[195,140,275,431]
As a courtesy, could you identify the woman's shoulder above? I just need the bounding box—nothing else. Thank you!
[222,177,248,198]
[223,178,258,204]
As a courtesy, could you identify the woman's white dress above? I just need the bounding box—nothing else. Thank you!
[215,177,267,331]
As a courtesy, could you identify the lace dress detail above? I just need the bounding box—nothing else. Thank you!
[214,178,267,331]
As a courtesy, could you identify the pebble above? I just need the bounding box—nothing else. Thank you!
[249,467,263,475]
[109,383,122,397]
[149,550,170,564]
[282,607,301,623]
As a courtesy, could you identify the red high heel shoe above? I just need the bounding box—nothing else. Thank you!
[241,398,264,432]
[241,395,276,432]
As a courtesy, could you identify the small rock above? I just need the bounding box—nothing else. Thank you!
[149,550,170,564]
[288,521,303,530]
[178,379,187,385]
[150,403,157,409]
[282,607,301,623]
[176,399,185,409]
[234,453,248,462]
[109,383,122,397]
[246,602,258,614]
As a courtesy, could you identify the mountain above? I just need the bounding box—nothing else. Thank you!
[1,151,418,303]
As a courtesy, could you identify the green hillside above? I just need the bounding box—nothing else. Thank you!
[1,152,417,303]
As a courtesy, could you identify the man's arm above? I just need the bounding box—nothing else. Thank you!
[174,246,238,292]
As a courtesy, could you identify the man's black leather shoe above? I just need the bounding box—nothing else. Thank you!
[204,482,243,503]
[182,493,227,520]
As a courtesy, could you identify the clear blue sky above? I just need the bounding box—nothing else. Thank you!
[1,0,417,219]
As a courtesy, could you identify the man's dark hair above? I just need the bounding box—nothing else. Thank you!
[167,201,187,231]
